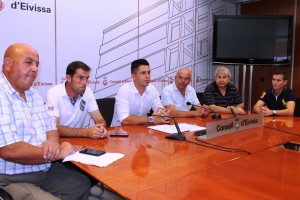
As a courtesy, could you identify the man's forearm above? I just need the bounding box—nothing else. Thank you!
[57,125,88,137]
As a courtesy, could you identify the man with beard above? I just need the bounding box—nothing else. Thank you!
[46,61,123,199]
[46,61,108,138]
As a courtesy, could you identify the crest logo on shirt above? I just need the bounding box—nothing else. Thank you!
[0,1,5,11]
[80,99,86,111]
[260,92,266,98]
[282,99,287,107]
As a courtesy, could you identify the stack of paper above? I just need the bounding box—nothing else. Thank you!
[63,151,124,167]
[148,123,206,134]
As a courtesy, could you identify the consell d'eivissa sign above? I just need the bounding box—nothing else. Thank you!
[205,114,263,139]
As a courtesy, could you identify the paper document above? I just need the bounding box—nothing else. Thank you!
[63,151,124,167]
[148,123,206,134]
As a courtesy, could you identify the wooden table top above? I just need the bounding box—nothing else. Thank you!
[60,115,300,198]
[127,146,300,200]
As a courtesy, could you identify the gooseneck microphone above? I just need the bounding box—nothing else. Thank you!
[228,106,236,118]
[186,102,221,120]
[147,113,186,141]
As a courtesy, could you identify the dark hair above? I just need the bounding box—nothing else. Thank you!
[273,70,288,80]
[66,61,91,77]
[131,59,149,74]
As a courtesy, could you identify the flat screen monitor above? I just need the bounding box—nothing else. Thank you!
[213,15,293,65]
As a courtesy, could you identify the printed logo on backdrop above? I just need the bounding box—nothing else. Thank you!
[0,0,5,11]
[60,77,100,85]
[33,82,53,87]
[11,1,51,13]
[102,77,108,86]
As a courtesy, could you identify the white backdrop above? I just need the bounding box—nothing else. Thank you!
[0,0,55,98]
[0,0,237,101]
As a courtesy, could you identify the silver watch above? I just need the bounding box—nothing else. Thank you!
[147,116,153,123]
[272,110,277,116]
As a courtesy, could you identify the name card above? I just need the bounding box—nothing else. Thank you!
[203,113,263,140]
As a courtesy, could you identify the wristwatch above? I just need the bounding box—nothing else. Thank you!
[147,116,153,123]
[272,110,277,116]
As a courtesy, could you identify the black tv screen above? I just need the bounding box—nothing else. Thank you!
[213,15,293,65]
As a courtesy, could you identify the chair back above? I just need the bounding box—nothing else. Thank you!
[96,98,115,127]
[294,98,300,116]
[196,92,203,105]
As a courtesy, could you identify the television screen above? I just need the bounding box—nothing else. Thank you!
[213,15,293,65]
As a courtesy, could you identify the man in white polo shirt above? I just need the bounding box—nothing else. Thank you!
[161,67,207,117]
[46,61,108,138]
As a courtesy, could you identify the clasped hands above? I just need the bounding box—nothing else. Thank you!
[227,106,246,115]
[152,107,171,124]
[87,124,108,139]
[260,106,273,116]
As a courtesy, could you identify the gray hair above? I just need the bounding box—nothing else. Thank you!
[214,66,231,78]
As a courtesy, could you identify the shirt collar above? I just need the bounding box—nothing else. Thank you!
[272,86,286,97]
[63,80,83,105]
[0,72,33,97]
[131,81,150,95]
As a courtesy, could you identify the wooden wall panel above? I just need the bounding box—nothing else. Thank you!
[238,0,298,111]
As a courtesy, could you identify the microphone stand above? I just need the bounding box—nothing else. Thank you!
[228,106,237,118]
[165,117,186,141]
[186,102,221,120]
[149,113,186,141]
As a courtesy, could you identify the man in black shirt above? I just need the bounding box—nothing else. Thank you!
[252,70,295,116]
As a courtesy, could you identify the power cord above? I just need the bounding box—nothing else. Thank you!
[185,138,252,155]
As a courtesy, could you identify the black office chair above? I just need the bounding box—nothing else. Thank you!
[196,92,203,105]
[96,98,115,127]
[0,188,13,200]
[293,98,300,117]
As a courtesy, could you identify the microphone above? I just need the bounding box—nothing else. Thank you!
[186,102,221,120]
[228,106,236,118]
[147,113,186,141]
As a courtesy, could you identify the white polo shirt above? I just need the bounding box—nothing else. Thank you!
[111,82,163,127]
[46,81,99,128]
[161,82,199,111]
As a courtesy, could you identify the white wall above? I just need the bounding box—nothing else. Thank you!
[0,0,237,100]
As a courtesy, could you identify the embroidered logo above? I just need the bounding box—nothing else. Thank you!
[80,99,86,111]
[282,99,287,107]
[260,92,266,98]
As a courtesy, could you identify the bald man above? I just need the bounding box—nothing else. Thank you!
[0,43,90,199]
[161,67,207,117]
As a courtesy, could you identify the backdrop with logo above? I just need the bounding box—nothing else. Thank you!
[0,0,237,100]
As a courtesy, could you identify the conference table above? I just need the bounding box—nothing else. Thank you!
[60,114,300,199]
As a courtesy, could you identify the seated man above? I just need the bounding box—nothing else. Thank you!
[46,61,108,138]
[0,43,91,199]
[161,67,207,117]
[253,70,295,116]
[111,59,170,126]
[202,66,246,115]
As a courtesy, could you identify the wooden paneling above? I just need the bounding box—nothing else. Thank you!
[238,0,299,111]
